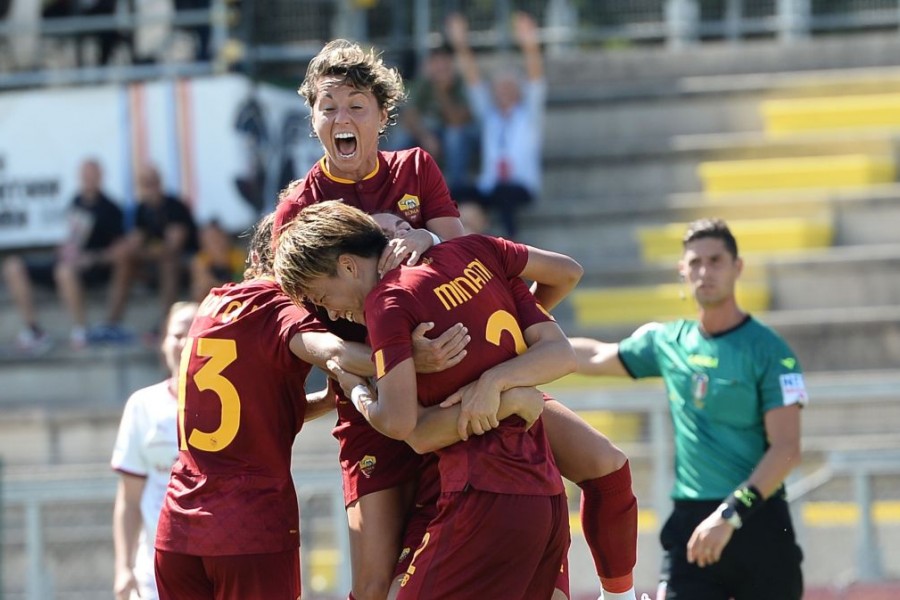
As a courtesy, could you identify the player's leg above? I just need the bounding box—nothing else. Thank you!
[203,548,301,600]
[542,399,639,599]
[525,493,572,600]
[396,490,563,600]
[155,549,214,600]
[347,482,416,600]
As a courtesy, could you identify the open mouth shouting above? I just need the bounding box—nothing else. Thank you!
[335,132,358,159]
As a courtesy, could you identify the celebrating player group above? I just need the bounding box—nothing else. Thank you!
[150,32,805,600]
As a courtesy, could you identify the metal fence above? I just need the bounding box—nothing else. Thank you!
[3,0,900,89]
[2,371,900,598]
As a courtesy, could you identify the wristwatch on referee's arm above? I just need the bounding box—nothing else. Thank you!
[717,502,743,529]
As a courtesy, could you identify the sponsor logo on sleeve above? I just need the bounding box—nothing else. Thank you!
[779,373,808,406]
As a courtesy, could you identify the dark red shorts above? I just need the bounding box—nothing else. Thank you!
[395,490,570,599]
[333,419,423,507]
[155,548,300,600]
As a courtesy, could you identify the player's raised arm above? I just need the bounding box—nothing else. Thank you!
[519,245,584,311]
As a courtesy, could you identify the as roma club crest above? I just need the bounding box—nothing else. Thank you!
[359,455,377,479]
[691,372,709,409]
[396,194,422,224]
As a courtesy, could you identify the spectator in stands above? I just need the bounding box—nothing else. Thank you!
[42,0,131,66]
[92,164,198,343]
[400,43,479,193]
[2,158,125,351]
[111,300,198,600]
[189,220,246,301]
[569,218,806,600]
[447,11,546,239]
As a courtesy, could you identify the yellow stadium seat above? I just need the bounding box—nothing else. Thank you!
[308,548,340,592]
[698,154,894,195]
[570,282,770,327]
[762,93,900,135]
[637,216,834,262]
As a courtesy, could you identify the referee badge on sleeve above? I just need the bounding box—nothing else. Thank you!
[779,373,809,406]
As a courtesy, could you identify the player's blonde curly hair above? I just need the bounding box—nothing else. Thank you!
[298,39,407,129]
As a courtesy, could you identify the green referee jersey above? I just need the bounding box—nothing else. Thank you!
[618,316,808,501]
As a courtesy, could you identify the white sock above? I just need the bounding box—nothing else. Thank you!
[599,589,637,600]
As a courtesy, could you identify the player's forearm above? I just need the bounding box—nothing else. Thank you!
[406,388,539,453]
[292,332,375,377]
[481,337,575,393]
[304,386,337,422]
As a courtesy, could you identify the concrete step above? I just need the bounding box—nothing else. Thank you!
[698,153,896,195]
[762,92,900,135]
[519,183,900,273]
[637,214,835,261]
[0,380,339,467]
[0,286,166,348]
[570,305,900,373]
[570,282,771,328]
[0,345,164,408]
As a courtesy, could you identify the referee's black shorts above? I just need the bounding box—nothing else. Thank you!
[658,497,803,600]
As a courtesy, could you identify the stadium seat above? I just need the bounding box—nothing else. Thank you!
[570,282,770,327]
[697,154,895,195]
[762,92,900,135]
[636,216,834,262]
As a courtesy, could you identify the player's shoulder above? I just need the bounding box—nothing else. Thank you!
[382,146,436,170]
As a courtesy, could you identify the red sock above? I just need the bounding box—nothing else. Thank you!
[577,460,638,592]
[347,594,356,600]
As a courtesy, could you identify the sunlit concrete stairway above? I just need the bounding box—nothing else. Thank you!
[533,63,900,376]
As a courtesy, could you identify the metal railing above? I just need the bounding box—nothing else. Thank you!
[3,0,900,90]
[0,465,348,600]
[2,370,899,597]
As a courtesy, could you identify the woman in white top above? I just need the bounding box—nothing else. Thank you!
[111,301,198,600]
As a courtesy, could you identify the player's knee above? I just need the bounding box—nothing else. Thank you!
[583,440,628,480]
[351,575,393,600]
[353,580,390,600]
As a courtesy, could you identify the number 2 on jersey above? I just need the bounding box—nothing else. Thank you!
[178,338,241,452]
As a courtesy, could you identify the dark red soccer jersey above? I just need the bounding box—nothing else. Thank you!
[156,279,320,556]
[365,235,564,497]
[273,148,459,238]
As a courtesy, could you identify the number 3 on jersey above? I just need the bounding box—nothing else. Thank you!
[178,337,241,452]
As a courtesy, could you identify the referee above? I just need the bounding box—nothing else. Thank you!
[570,218,805,600]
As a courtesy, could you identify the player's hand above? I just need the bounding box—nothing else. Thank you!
[325,359,372,400]
[441,376,502,440]
[377,229,434,274]
[114,567,140,600]
[686,509,735,568]
[503,386,544,430]
[411,322,469,373]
